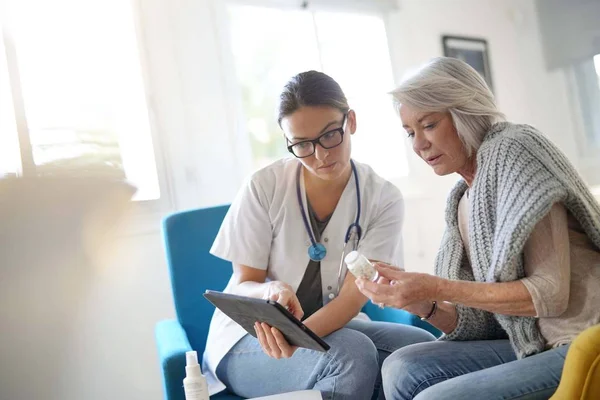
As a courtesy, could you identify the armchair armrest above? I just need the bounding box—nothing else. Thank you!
[156,319,192,400]
[551,324,600,400]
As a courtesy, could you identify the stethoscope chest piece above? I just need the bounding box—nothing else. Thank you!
[308,243,327,261]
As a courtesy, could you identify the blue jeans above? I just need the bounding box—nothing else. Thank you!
[216,319,436,400]
[382,339,570,400]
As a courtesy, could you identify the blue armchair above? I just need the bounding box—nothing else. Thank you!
[156,205,440,400]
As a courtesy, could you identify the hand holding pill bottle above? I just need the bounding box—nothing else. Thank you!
[344,251,378,281]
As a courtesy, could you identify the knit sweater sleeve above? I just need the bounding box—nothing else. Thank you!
[434,228,508,341]
[441,304,507,341]
[435,122,600,356]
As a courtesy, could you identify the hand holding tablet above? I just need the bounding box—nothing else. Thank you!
[203,291,330,352]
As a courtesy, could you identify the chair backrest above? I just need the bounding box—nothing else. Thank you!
[162,205,231,355]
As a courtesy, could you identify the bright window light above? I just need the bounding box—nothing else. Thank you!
[4,0,160,201]
[314,11,408,178]
[594,54,600,89]
[0,30,20,177]
[228,5,321,169]
[227,5,408,179]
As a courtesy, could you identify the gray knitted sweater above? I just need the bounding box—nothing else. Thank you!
[436,122,600,359]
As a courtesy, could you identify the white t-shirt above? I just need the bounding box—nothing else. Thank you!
[202,158,404,394]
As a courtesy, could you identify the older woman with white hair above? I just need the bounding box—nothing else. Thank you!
[356,57,600,400]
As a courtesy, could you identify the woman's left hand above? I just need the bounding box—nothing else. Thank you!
[355,263,443,310]
[254,322,298,359]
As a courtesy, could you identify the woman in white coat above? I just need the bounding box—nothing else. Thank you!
[202,71,435,400]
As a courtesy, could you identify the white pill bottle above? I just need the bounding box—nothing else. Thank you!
[344,251,379,281]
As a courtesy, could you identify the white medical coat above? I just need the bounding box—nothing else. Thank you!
[203,158,404,394]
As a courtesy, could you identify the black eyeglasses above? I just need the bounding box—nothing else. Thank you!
[286,114,347,158]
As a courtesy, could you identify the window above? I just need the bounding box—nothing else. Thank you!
[580,54,600,146]
[1,0,160,201]
[572,54,600,150]
[592,54,600,144]
[0,32,20,178]
[596,55,600,86]
[225,3,408,179]
[568,54,600,187]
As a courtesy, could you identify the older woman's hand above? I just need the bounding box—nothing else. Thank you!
[355,263,443,310]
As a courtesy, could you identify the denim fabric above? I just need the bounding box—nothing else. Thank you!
[216,320,435,400]
[381,339,569,400]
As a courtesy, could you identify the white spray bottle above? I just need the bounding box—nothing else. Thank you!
[183,350,209,400]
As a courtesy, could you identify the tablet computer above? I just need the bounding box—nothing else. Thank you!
[203,290,330,352]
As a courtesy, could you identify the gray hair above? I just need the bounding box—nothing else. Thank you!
[390,57,505,156]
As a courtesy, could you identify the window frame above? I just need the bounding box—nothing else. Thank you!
[565,56,600,186]
[0,0,172,215]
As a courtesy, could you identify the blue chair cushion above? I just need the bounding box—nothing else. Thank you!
[162,205,232,356]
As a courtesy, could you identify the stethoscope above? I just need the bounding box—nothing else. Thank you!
[296,159,362,295]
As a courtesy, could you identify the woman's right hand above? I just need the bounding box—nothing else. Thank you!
[253,282,303,359]
[263,282,304,320]
[356,263,442,309]
[372,275,433,316]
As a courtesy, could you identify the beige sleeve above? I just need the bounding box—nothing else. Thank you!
[520,203,571,318]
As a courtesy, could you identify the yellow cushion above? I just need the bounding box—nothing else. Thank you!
[551,324,600,400]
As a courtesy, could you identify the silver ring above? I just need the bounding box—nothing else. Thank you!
[378,302,385,309]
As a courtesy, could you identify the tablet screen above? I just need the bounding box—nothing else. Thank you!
[204,290,330,352]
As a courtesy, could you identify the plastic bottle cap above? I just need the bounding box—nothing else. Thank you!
[186,350,198,366]
[185,351,203,378]
[344,250,359,265]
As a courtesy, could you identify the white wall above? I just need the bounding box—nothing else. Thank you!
[58,1,581,399]
[71,231,173,399]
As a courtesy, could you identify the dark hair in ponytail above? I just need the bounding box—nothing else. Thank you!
[277,70,349,126]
